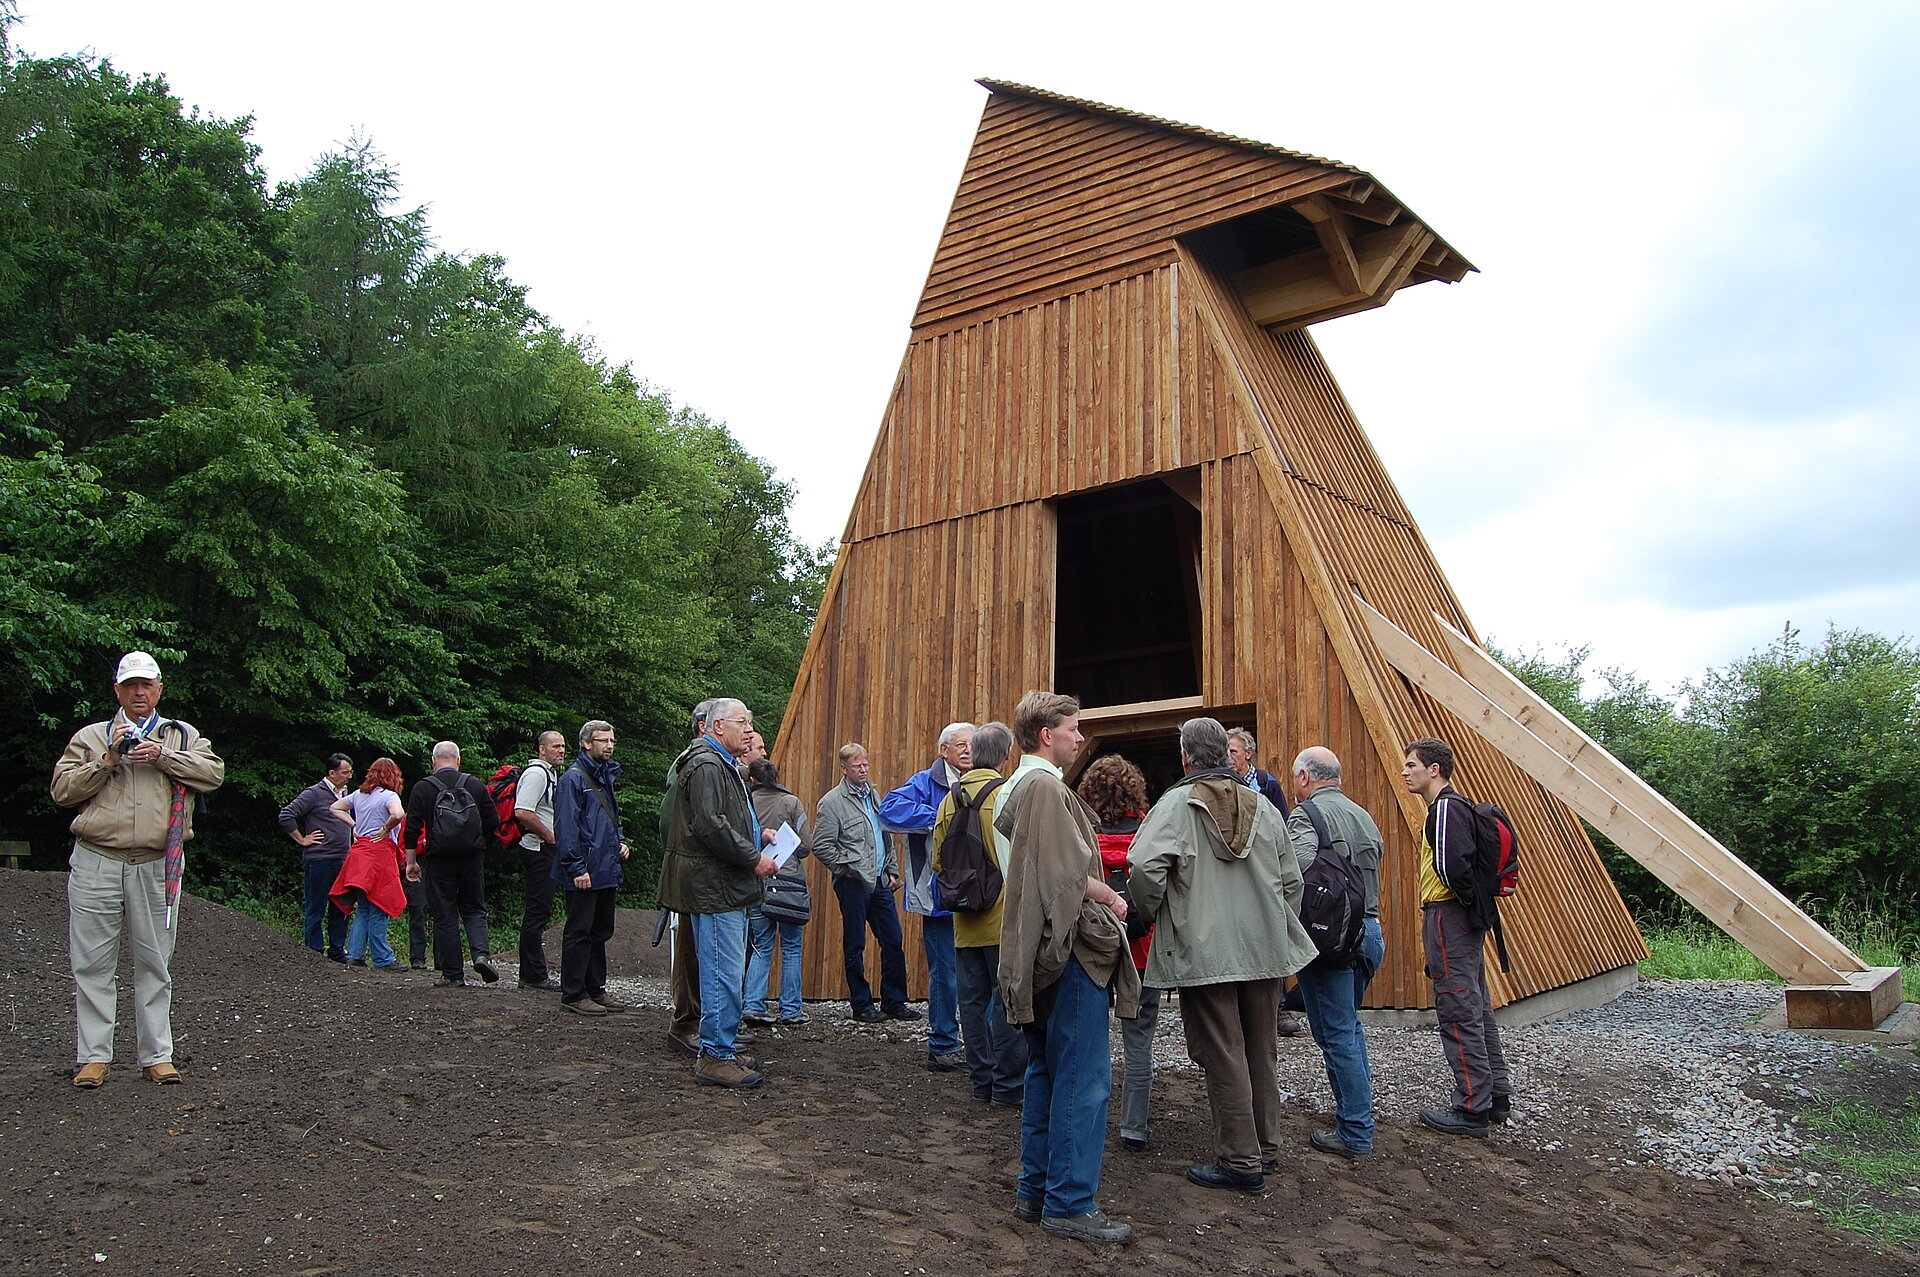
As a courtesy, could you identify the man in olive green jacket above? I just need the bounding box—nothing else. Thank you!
[1128,717,1315,1195]
[657,697,775,1088]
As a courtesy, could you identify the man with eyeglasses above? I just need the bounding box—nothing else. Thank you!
[553,720,630,1016]
[659,698,778,1087]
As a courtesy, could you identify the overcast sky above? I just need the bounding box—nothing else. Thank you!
[17,1,1917,694]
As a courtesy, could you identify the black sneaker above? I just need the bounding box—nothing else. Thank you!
[1420,1106,1491,1139]
[1185,1163,1269,1194]
[1041,1209,1133,1245]
[926,1051,966,1072]
[883,1005,922,1022]
[433,975,467,988]
[742,1013,777,1028]
[1490,1094,1512,1124]
[852,1005,886,1023]
[471,955,500,984]
[1014,1197,1042,1224]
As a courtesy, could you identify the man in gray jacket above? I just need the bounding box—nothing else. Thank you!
[1287,746,1385,1159]
[1128,717,1317,1195]
[814,743,916,1024]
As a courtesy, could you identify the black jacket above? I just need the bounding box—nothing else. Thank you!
[403,766,499,856]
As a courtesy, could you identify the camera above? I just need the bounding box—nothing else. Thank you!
[113,731,144,756]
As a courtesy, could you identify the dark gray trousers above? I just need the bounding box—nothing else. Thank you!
[1422,899,1511,1115]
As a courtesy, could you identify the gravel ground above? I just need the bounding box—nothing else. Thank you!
[590,964,1889,1195]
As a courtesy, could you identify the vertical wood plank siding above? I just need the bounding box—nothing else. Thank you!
[776,89,1643,1008]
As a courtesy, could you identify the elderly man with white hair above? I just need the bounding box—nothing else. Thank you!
[880,720,975,1070]
[1285,745,1386,1158]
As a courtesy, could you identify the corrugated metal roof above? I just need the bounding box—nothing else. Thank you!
[976,79,1367,177]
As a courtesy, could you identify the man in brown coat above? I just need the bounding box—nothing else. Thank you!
[995,690,1139,1247]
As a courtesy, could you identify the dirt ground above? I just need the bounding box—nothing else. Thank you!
[1,869,1913,1276]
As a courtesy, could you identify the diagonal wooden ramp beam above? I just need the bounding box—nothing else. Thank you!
[1427,613,1866,976]
[1351,596,1853,986]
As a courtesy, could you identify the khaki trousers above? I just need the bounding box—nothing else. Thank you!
[1179,977,1284,1175]
[69,845,177,1066]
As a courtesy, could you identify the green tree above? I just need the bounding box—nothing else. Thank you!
[1685,626,1920,901]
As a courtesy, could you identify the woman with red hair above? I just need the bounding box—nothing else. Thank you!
[329,758,408,969]
[1076,755,1158,1153]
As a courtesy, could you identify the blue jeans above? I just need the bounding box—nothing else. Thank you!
[1296,958,1375,1151]
[692,910,750,1060]
[745,907,805,1019]
[921,913,959,1053]
[832,876,909,1012]
[1018,957,1113,1220]
[303,858,348,957]
[956,943,1027,1100]
[344,889,398,967]
[1356,917,1385,1007]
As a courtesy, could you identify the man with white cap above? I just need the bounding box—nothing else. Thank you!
[51,651,225,1088]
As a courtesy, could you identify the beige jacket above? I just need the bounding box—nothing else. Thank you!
[1127,771,1317,988]
[51,713,226,863]
[994,766,1141,1024]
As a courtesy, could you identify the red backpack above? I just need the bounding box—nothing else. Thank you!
[485,764,524,846]
[1439,792,1521,971]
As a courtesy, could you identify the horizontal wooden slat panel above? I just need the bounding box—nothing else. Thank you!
[914,94,1357,331]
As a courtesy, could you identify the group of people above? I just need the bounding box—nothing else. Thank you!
[276,725,635,1010]
[52,651,1515,1251]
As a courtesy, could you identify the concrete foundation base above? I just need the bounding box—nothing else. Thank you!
[1357,963,1640,1030]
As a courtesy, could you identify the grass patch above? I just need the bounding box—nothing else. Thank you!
[1638,897,1919,1001]
[1801,1092,1920,1248]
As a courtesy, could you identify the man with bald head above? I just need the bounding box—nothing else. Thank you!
[403,741,501,987]
[1286,745,1385,1158]
[511,730,567,990]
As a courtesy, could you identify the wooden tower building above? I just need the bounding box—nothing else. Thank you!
[774,81,1648,1010]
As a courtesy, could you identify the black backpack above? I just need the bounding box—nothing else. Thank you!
[933,777,1007,912]
[1295,797,1368,968]
[429,772,484,853]
[1439,792,1520,972]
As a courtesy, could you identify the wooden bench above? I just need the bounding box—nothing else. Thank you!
[0,841,28,870]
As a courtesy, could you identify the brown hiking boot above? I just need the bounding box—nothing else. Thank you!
[694,1056,763,1089]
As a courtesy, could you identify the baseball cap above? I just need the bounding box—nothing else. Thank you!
[115,651,163,683]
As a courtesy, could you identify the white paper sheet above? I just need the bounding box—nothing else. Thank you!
[768,821,802,869]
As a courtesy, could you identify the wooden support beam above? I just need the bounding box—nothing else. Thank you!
[1784,967,1906,1031]
[1429,614,1866,976]
[1295,195,1363,296]
[1353,597,1851,986]
[1231,222,1436,329]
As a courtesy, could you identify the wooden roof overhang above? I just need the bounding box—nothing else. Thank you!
[912,80,1476,336]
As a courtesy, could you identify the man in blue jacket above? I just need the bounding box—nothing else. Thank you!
[553,720,630,1016]
[881,722,973,1071]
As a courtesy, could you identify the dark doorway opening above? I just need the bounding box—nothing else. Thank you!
[1054,476,1203,709]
